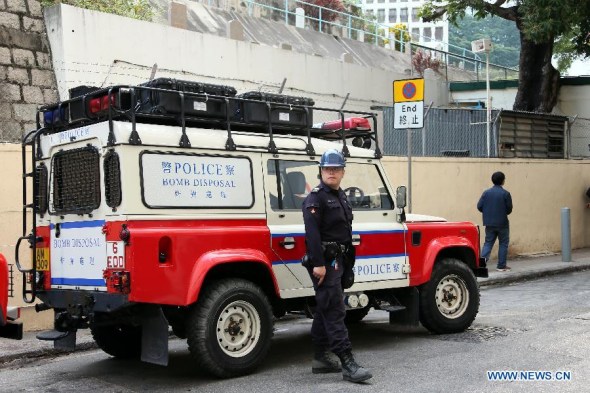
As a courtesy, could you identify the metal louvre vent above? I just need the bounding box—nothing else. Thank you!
[104,150,122,208]
[52,146,101,215]
[35,163,48,216]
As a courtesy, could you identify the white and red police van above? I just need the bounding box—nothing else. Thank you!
[9,81,487,377]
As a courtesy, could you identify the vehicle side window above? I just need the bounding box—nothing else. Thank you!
[340,163,393,210]
[267,160,318,210]
[267,160,393,211]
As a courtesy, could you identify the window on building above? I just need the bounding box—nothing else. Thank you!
[411,8,420,22]
[377,0,385,3]
[423,27,432,42]
[377,9,385,23]
[366,9,374,17]
[388,8,397,23]
[400,8,408,22]
[365,0,374,4]
[435,26,444,41]
[411,28,420,41]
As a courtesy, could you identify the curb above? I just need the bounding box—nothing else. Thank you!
[0,341,98,368]
[479,263,590,287]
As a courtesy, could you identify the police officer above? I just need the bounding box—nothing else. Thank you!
[302,149,372,383]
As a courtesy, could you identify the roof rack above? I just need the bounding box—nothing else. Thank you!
[35,84,381,159]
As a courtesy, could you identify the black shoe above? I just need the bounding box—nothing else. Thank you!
[312,350,341,374]
[337,349,373,383]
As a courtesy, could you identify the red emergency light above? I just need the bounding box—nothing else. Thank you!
[89,94,117,115]
[317,117,371,131]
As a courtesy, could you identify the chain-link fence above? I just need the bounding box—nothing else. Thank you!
[570,118,590,158]
[383,107,500,157]
[382,107,578,159]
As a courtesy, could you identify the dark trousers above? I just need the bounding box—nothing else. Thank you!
[307,259,352,355]
[481,226,510,268]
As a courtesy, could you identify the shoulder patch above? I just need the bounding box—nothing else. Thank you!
[311,187,320,193]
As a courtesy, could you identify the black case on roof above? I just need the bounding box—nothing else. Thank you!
[137,78,237,120]
[235,91,314,129]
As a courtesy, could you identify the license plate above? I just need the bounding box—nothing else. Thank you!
[106,241,125,269]
[35,247,50,271]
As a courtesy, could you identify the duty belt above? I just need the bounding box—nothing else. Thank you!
[321,242,347,262]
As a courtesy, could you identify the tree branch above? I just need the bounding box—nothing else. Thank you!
[422,1,519,23]
[483,2,518,21]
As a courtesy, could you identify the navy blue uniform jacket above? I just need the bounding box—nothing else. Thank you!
[302,182,353,268]
[477,185,513,227]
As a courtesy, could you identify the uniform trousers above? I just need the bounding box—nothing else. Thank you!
[307,258,352,355]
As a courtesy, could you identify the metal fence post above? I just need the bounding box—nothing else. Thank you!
[285,0,289,24]
[348,14,352,39]
[319,7,322,32]
[374,24,378,46]
[561,207,572,262]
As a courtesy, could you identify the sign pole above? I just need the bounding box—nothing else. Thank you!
[486,50,491,157]
[392,78,425,215]
[407,127,412,213]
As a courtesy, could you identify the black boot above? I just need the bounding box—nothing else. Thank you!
[337,349,372,383]
[312,348,341,374]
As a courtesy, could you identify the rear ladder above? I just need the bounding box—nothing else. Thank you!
[15,120,46,303]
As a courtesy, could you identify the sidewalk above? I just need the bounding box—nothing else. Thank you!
[2,249,590,365]
[478,247,590,287]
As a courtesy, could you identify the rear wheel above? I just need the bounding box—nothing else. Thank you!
[419,258,480,334]
[90,314,142,359]
[187,278,274,378]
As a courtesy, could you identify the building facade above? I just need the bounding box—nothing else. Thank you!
[361,0,448,50]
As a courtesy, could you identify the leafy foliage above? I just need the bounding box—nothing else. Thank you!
[448,14,520,68]
[301,0,346,25]
[390,23,411,52]
[420,0,590,112]
[412,49,442,77]
[41,0,153,21]
[421,0,590,58]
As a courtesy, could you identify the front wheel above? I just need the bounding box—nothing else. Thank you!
[187,278,274,378]
[419,258,480,334]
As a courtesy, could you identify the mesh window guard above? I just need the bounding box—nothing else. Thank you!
[52,146,101,215]
[104,150,122,208]
[35,163,48,216]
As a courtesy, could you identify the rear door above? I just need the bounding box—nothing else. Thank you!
[47,141,111,291]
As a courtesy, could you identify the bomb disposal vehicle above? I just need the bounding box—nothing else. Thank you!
[4,79,487,377]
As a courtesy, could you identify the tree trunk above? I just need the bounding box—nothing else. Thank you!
[513,31,560,112]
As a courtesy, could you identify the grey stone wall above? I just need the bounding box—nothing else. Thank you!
[0,0,57,142]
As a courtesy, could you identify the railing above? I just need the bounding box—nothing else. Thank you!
[244,0,408,49]
[188,0,517,80]
[411,43,519,82]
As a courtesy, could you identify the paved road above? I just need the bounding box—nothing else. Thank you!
[1,271,589,392]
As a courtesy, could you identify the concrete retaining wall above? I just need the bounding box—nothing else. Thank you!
[0,0,58,142]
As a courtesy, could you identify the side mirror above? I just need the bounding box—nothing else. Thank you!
[396,186,407,209]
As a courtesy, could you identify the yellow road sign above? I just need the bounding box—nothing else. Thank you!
[393,78,424,103]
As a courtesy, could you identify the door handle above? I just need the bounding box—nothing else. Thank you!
[279,237,296,250]
[352,234,361,246]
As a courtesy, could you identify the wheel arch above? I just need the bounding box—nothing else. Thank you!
[415,237,477,286]
[186,249,279,306]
